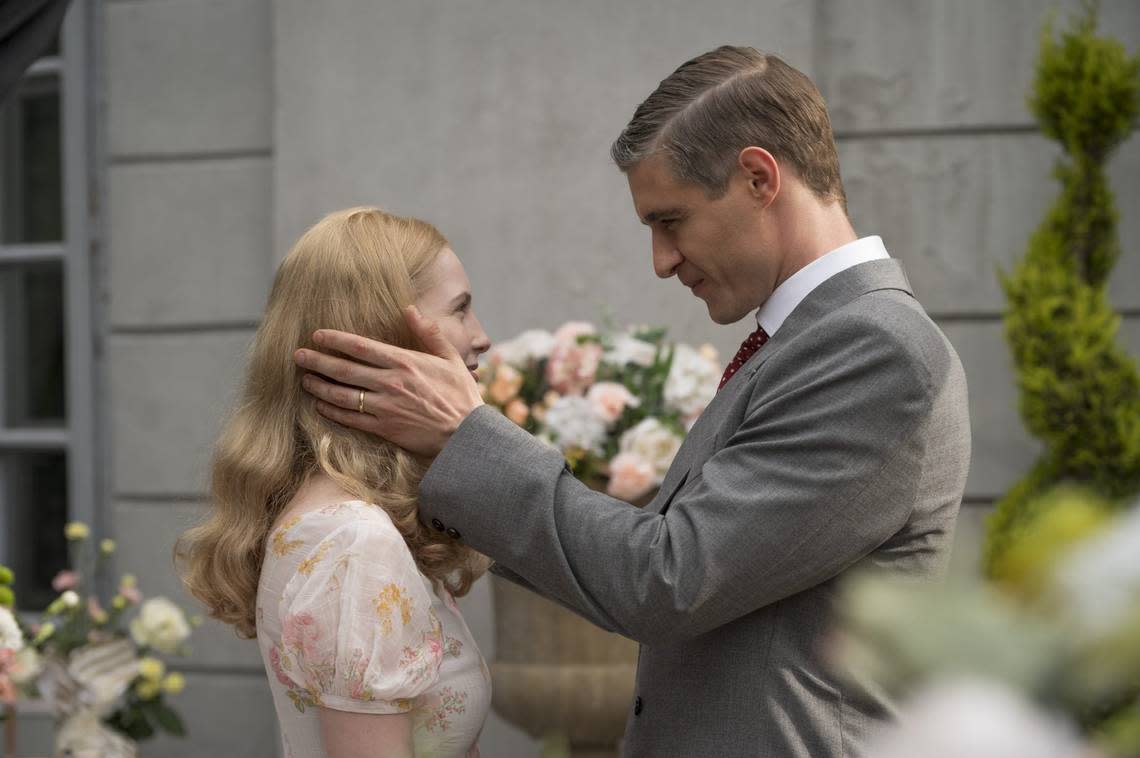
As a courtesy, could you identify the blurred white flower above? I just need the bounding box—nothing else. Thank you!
[489,329,554,367]
[664,344,720,419]
[544,396,607,455]
[1054,504,1140,637]
[867,677,1088,758]
[0,605,24,652]
[61,590,80,608]
[602,333,657,368]
[619,418,682,483]
[129,597,191,655]
[9,646,42,685]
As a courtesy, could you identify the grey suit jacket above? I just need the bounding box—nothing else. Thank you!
[419,259,971,757]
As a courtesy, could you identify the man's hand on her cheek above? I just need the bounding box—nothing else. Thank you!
[293,306,485,459]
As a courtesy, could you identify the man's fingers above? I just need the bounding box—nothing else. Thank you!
[405,305,461,362]
[294,347,387,389]
[302,373,378,411]
[310,329,411,368]
[314,400,379,435]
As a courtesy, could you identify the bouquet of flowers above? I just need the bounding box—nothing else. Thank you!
[833,488,1140,758]
[477,321,721,503]
[1,522,198,757]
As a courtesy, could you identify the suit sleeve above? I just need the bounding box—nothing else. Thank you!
[419,311,940,645]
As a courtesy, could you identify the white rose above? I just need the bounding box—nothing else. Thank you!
[543,396,607,455]
[0,605,24,652]
[60,590,80,608]
[867,677,1088,758]
[619,418,682,482]
[664,344,721,419]
[130,597,191,655]
[489,329,555,367]
[602,333,657,368]
[1054,503,1140,637]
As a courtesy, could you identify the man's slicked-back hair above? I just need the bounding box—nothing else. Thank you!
[611,45,846,211]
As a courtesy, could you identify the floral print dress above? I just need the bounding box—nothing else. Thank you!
[256,501,490,757]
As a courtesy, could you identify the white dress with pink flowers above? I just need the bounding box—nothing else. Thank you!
[256,500,490,758]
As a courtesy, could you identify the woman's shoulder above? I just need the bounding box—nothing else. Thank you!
[266,500,406,563]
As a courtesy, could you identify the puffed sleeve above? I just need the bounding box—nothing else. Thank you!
[271,505,444,714]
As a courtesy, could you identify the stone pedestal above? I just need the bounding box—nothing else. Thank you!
[489,575,637,757]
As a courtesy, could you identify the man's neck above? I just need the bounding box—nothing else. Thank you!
[772,192,857,290]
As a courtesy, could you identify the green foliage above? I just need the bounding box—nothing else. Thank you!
[985,0,1140,574]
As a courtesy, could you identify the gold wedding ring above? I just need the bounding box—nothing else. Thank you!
[357,388,366,414]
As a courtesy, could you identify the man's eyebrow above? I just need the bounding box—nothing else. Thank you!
[641,208,685,225]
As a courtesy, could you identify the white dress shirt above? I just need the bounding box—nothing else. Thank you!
[756,235,890,336]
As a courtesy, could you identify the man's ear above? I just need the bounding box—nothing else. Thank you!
[738,147,780,208]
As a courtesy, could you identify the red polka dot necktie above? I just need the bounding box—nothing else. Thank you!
[718,326,770,390]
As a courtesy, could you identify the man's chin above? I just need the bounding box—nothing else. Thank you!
[705,302,751,326]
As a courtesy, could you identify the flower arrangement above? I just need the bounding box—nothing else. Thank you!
[0,522,198,756]
[477,321,721,503]
[834,488,1140,758]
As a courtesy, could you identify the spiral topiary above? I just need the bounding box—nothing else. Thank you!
[983,0,1140,576]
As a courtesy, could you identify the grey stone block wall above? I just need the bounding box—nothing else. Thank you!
[77,0,277,756]
[39,1,1134,757]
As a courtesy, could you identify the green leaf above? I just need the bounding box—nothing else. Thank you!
[146,700,187,737]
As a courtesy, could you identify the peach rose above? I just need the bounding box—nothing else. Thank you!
[607,453,656,502]
[586,382,640,425]
[488,364,524,405]
[505,399,530,426]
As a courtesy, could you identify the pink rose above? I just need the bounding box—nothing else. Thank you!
[119,585,141,605]
[606,453,655,502]
[546,342,602,396]
[586,382,640,425]
[283,612,322,659]
[505,399,530,426]
[52,570,78,592]
[553,321,596,343]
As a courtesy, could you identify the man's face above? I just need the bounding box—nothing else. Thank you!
[627,153,781,325]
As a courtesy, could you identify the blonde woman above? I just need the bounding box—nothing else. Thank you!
[178,208,492,758]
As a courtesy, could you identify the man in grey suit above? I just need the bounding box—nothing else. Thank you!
[296,45,971,757]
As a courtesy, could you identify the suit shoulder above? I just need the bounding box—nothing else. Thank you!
[782,289,962,393]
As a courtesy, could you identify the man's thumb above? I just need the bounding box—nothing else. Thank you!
[406,305,459,360]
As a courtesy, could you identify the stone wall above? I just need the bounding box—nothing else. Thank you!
[15,1,1133,756]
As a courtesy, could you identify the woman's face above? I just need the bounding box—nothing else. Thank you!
[415,247,491,379]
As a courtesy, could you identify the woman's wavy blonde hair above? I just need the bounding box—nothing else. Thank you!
[176,207,490,639]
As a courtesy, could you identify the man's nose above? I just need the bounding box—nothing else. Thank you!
[651,230,681,279]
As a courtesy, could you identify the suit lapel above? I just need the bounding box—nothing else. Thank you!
[651,259,917,512]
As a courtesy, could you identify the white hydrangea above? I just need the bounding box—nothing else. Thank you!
[543,396,607,454]
[0,605,24,652]
[1054,503,1140,637]
[602,333,657,368]
[664,343,721,418]
[489,329,554,367]
[129,597,191,655]
[867,677,1088,758]
[619,418,683,482]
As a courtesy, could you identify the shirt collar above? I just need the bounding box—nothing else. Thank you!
[756,235,890,335]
